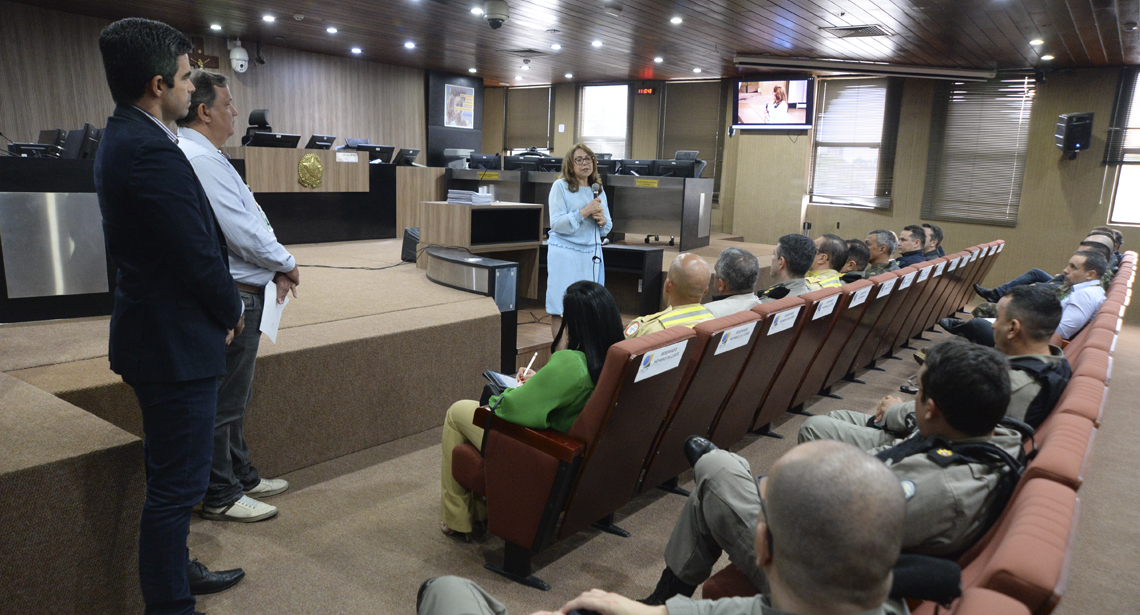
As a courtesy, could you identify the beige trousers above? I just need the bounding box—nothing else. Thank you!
[441,399,487,533]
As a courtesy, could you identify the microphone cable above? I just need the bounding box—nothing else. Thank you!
[590,182,602,283]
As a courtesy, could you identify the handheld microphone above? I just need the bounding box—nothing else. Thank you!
[591,183,601,197]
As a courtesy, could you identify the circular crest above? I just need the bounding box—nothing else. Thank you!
[298,153,323,188]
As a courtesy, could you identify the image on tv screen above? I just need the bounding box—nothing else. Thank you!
[735,79,811,126]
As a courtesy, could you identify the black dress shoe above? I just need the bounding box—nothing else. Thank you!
[938,318,963,334]
[683,435,718,469]
[973,284,1000,303]
[639,567,697,605]
[187,559,245,595]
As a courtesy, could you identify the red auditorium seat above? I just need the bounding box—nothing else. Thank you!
[1024,412,1097,491]
[869,267,922,363]
[821,272,899,387]
[885,260,940,357]
[848,268,916,373]
[1054,375,1107,426]
[911,257,957,337]
[706,297,807,447]
[946,588,1031,615]
[789,279,874,406]
[451,327,697,588]
[638,310,763,494]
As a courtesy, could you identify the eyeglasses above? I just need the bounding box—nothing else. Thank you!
[572,156,594,165]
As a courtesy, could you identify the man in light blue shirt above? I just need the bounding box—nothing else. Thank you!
[176,70,298,523]
[1056,250,1107,340]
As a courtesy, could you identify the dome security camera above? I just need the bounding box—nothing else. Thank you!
[230,40,249,73]
[483,0,509,30]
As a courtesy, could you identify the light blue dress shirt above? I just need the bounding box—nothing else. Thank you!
[544,178,613,314]
[1057,279,1106,339]
[177,128,295,287]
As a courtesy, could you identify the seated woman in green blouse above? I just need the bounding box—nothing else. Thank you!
[440,280,625,536]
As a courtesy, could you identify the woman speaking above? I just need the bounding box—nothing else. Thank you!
[765,85,789,123]
[546,143,613,340]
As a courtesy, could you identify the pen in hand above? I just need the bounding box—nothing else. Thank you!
[519,352,538,384]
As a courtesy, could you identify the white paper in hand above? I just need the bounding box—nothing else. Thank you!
[260,281,290,344]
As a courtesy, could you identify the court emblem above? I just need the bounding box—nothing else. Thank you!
[298,153,323,188]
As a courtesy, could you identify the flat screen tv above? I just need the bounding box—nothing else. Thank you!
[733,76,814,130]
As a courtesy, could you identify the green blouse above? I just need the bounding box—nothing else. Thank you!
[490,350,596,433]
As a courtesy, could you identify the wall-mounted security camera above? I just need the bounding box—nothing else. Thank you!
[228,39,249,73]
[483,0,509,30]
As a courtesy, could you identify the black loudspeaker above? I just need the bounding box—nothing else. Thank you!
[401,227,420,262]
[1055,112,1094,155]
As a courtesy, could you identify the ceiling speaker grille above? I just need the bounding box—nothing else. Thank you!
[823,25,892,38]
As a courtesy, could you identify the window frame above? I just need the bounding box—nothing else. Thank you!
[577,83,631,159]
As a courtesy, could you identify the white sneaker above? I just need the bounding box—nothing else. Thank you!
[200,495,278,523]
[244,477,289,498]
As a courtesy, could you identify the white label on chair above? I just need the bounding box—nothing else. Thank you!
[634,340,689,382]
[850,286,872,308]
[813,294,840,320]
[934,262,947,277]
[877,278,897,298]
[998,243,1005,252]
[714,321,758,355]
[970,251,979,262]
[899,272,917,289]
[948,257,960,271]
[768,306,801,335]
[917,267,932,282]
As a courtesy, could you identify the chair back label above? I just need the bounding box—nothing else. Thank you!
[970,250,979,262]
[934,261,947,276]
[768,306,801,335]
[917,266,932,282]
[634,339,689,382]
[899,271,917,289]
[850,286,872,308]
[877,278,897,298]
[715,321,758,355]
[948,257,961,271]
[998,243,1005,252]
[813,294,840,320]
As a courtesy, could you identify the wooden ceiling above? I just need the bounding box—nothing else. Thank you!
[13,0,1140,85]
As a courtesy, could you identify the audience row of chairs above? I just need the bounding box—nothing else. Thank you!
[702,251,1137,614]
[451,240,1011,588]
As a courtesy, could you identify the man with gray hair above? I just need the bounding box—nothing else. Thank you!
[705,247,762,318]
[865,229,900,278]
[176,70,299,523]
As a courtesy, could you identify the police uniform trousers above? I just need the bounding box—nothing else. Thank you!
[664,449,769,591]
[419,576,507,615]
[797,411,899,450]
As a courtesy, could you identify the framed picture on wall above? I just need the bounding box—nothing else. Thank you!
[444,84,475,129]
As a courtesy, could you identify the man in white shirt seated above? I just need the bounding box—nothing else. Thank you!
[176,70,299,523]
[704,247,762,318]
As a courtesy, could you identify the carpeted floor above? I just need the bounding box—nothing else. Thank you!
[188,323,1140,614]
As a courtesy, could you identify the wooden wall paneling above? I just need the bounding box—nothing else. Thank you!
[630,84,662,160]
[551,83,577,156]
[482,87,506,156]
[396,166,446,232]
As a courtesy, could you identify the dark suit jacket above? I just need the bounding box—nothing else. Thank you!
[95,105,242,383]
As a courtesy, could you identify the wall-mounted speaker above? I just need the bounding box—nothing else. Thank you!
[1055,112,1094,156]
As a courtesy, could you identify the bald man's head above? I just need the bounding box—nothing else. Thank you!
[1083,234,1114,254]
[764,440,905,610]
[665,253,712,306]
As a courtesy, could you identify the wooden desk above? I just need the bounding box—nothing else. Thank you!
[416,200,543,299]
[221,147,369,193]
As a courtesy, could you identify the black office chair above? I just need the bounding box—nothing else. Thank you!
[674,150,708,178]
[243,109,271,145]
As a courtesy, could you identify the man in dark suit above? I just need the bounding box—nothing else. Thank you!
[95,18,246,615]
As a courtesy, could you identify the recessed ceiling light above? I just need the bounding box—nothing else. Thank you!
[521,64,530,70]
[565,73,573,78]
[515,75,522,80]
[262,15,275,22]
[591,40,603,47]
[351,47,362,54]
[1041,54,1054,61]
[404,41,416,49]
[327,26,338,34]
[1029,39,1043,45]
[551,43,562,50]
[670,16,683,24]
[654,56,663,63]
[469,68,477,73]
[210,24,222,31]
[471,7,483,15]
[692,67,702,73]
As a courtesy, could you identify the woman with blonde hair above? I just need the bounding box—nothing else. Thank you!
[765,85,789,123]
[545,142,613,340]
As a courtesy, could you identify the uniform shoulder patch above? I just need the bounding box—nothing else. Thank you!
[625,321,640,337]
[900,480,916,500]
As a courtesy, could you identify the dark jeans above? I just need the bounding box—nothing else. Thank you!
[206,290,264,507]
[132,376,218,615]
[994,268,1058,297]
[944,318,996,347]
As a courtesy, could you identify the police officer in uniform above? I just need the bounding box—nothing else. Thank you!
[626,253,714,338]
[757,234,817,302]
[640,338,1022,603]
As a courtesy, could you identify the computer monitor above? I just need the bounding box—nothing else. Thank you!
[394,148,420,166]
[594,159,618,175]
[619,159,653,176]
[305,134,337,150]
[8,143,63,157]
[245,132,301,148]
[61,129,85,159]
[342,137,370,149]
[78,127,103,159]
[596,153,613,160]
[354,144,395,163]
[468,153,499,170]
[502,155,539,172]
[38,129,66,146]
[652,159,697,178]
[538,157,563,172]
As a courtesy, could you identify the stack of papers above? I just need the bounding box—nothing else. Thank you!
[447,190,494,205]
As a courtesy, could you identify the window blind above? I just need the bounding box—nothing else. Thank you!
[1104,67,1140,164]
[808,77,900,209]
[578,84,629,157]
[661,80,721,177]
[921,74,1036,227]
[505,87,551,150]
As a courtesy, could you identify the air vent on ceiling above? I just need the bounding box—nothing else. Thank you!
[498,49,551,58]
[822,24,892,38]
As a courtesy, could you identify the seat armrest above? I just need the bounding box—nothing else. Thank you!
[477,406,585,463]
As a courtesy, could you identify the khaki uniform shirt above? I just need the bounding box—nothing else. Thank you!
[758,277,811,303]
[665,594,903,615]
[1006,346,1066,423]
[624,303,714,338]
[865,261,899,278]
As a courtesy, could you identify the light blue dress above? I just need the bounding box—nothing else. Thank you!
[546,178,613,314]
